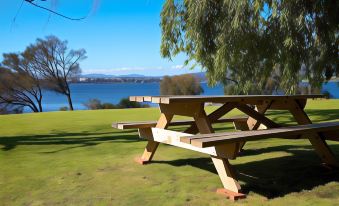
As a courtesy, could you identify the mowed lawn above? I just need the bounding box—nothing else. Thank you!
[1,99,339,206]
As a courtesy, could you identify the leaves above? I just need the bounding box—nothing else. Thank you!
[160,0,339,94]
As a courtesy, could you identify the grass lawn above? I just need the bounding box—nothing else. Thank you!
[1,99,339,206]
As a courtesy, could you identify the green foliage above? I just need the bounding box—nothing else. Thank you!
[84,98,149,110]
[117,98,150,109]
[59,106,69,111]
[160,0,338,94]
[160,74,204,95]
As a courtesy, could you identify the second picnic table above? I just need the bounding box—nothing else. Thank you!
[125,94,338,200]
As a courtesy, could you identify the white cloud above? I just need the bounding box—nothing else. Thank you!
[171,65,184,69]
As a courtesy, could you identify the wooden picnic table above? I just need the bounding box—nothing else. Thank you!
[128,94,338,200]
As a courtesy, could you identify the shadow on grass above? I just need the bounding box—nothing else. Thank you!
[266,109,339,124]
[0,129,141,152]
[153,144,339,199]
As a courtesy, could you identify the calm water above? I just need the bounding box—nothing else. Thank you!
[36,82,338,112]
[39,82,224,112]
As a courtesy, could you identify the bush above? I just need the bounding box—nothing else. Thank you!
[0,104,23,114]
[83,98,149,110]
[101,103,117,109]
[59,106,68,111]
[84,99,102,110]
[160,74,203,95]
[116,98,149,109]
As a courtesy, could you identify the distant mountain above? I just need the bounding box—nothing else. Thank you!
[81,73,116,78]
[119,74,145,78]
[80,72,206,80]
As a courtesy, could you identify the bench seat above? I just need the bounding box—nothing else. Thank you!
[112,116,248,130]
[180,121,339,148]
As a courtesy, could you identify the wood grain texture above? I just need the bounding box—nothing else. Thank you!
[129,95,325,104]
[183,121,339,148]
[112,116,248,130]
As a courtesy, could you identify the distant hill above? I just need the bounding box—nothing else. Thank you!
[81,73,146,78]
[119,74,146,78]
[80,72,206,80]
[81,74,116,78]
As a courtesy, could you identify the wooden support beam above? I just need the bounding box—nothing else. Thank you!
[185,102,237,134]
[236,103,280,129]
[288,100,339,167]
[211,156,242,195]
[138,113,173,164]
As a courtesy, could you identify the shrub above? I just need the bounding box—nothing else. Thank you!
[84,99,102,110]
[160,74,203,95]
[83,98,149,110]
[101,103,117,109]
[59,106,68,111]
[116,98,149,109]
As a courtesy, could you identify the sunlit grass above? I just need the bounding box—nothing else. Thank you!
[0,99,338,205]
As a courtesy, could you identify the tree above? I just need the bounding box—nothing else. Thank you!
[0,48,47,112]
[160,74,203,95]
[160,0,338,94]
[29,36,86,110]
[0,66,42,112]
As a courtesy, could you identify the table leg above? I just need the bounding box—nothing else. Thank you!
[289,100,338,167]
[136,113,173,164]
[192,105,244,199]
[211,156,245,200]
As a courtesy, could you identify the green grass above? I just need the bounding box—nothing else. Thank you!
[0,99,339,206]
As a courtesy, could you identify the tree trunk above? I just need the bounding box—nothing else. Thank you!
[66,93,74,111]
[29,104,39,112]
[38,100,43,112]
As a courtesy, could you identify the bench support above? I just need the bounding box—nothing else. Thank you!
[211,156,245,200]
[138,113,173,164]
[289,100,339,167]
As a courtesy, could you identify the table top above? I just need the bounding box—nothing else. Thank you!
[129,94,325,104]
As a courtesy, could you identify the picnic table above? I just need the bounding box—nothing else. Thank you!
[114,94,339,200]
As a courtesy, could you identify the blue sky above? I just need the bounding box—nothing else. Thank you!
[0,0,200,76]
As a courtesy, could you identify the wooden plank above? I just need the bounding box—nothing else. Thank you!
[187,122,339,148]
[235,103,280,128]
[159,102,203,117]
[129,95,325,104]
[129,96,137,101]
[139,128,239,159]
[181,122,339,144]
[112,116,248,130]
[143,96,153,101]
[156,95,324,104]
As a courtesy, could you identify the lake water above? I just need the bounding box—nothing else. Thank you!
[37,82,339,112]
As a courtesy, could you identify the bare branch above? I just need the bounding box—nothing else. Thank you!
[24,0,87,21]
